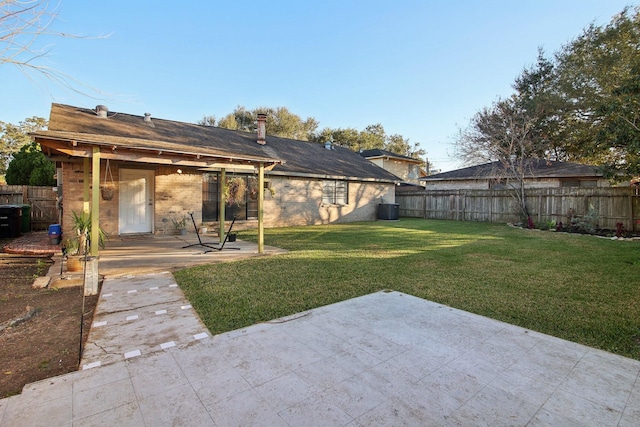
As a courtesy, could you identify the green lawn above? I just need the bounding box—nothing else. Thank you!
[174,218,640,360]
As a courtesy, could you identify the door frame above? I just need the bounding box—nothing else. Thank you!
[118,168,155,234]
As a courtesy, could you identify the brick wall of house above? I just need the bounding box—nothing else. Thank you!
[263,176,395,227]
[154,167,202,234]
[60,160,120,238]
[61,160,395,237]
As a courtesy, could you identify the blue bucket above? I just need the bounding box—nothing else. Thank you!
[48,224,62,236]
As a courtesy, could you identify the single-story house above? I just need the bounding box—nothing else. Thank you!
[360,149,425,187]
[420,160,615,190]
[32,104,399,250]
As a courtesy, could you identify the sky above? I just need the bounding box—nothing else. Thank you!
[1,0,635,172]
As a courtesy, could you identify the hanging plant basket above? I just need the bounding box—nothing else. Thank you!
[100,184,115,201]
[101,159,115,201]
[225,176,247,206]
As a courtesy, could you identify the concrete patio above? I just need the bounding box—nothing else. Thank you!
[1,233,639,426]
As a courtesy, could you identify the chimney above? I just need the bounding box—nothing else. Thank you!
[257,113,267,145]
[144,112,152,122]
[96,105,108,118]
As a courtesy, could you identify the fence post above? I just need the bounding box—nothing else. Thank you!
[422,193,427,219]
[629,190,634,230]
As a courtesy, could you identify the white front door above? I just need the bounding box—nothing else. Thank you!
[119,169,154,234]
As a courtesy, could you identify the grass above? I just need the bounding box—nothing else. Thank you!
[174,218,640,360]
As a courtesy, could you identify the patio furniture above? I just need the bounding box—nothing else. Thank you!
[182,213,240,253]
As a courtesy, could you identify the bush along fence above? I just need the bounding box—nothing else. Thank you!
[0,185,59,231]
[396,187,640,232]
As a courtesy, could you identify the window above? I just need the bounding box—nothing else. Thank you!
[322,180,348,205]
[561,179,598,188]
[490,179,507,190]
[579,180,597,188]
[202,174,258,221]
[408,164,418,179]
[202,173,219,222]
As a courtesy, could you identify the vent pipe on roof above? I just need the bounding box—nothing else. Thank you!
[144,113,152,122]
[325,140,333,150]
[257,113,267,145]
[96,105,108,118]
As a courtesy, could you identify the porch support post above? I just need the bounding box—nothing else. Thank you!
[83,158,90,215]
[91,147,100,257]
[258,162,264,254]
[219,168,226,241]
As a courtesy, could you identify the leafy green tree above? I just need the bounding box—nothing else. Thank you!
[204,107,424,162]
[547,7,640,178]
[1,116,47,175]
[360,124,387,150]
[594,66,640,178]
[206,106,318,140]
[458,6,640,181]
[384,134,426,159]
[260,106,319,141]
[5,140,56,185]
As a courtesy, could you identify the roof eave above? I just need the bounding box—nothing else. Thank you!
[32,132,283,167]
[267,170,399,183]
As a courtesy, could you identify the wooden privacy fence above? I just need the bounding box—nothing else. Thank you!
[0,185,59,231]
[397,187,640,231]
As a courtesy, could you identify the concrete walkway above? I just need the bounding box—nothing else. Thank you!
[1,268,639,426]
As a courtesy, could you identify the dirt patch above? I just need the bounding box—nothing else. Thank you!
[0,239,98,398]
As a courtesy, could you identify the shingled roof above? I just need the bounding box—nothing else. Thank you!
[360,149,423,164]
[421,160,604,181]
[38,104,398,182]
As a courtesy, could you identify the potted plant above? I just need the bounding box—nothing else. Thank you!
[171,213,189,235]
[65,211,107,272]
[61,237,81,271]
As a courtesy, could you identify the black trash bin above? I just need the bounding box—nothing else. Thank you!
[0,205,23,238]
[377,203,400,220]
[20,204,31,233]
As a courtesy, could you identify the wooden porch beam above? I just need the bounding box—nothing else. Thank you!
[219,168,226,242]
[83,158,90,215]
[91,147,100,257]
[258,162,264,254]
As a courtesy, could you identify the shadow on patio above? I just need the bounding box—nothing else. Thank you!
[2,231,287,278]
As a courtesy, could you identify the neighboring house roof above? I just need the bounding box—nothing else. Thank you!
[421,160,604,181]
[360,149,423,164]
[34,104,399,183]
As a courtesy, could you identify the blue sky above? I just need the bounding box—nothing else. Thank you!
[1,1,634,171]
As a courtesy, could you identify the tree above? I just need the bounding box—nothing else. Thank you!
[550,6,640,179]
[594,66,640,178]
[5,140,55,185]
[205,105,318,140]
[456,96,538,222]
[1,0,106,94]
[203,106,426,162]
[198,115,217,127]
[457,6,640,186]
[0,116,47,175]
[384,134,426,159]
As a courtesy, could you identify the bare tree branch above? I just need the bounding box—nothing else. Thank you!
[1,0,110,97]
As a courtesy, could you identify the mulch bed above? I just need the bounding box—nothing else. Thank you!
[0,237,98,398]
